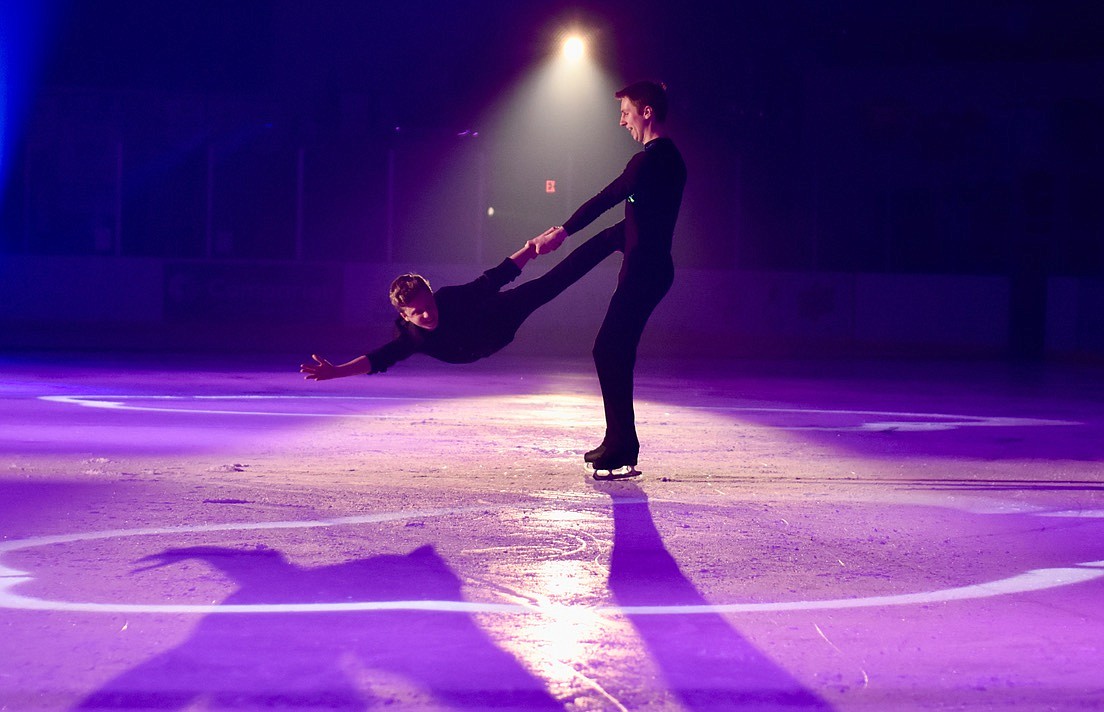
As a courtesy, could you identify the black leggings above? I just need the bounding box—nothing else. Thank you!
[593,253,674,451]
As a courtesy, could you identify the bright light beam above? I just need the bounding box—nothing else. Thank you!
[562,36,585,62]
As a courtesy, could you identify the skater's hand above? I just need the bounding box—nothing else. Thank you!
[526,227,555,257]
[300,354,338,381]
[530,226,567,255]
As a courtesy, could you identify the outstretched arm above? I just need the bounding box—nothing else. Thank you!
[300,354,372,381]
[562,154,643,236]
[510,239,540,269]
[526,157,640,256]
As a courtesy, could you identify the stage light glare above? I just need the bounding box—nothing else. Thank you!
[562,36,585,62]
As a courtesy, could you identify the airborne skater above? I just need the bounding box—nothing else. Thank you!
[301,226,623,382]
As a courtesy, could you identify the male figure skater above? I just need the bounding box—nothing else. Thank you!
[301,226,623,380]
[531,80,686,476]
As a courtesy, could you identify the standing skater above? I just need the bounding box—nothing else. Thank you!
[301,226,622,380]
[532,80,686,478]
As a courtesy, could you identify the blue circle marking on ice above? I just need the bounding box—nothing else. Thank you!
[37,394,1079,432]
[1,505,1101,615]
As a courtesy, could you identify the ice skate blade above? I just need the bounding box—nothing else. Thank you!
[586,463,641,480]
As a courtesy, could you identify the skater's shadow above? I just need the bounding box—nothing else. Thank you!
[598,481,832,710]
[78,544,558,709]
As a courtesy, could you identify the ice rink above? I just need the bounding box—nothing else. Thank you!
[2,353,1102,710]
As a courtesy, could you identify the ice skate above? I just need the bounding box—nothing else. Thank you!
[587,462,642,480]
[584,443,607,463]
[585,446,641,480]
[585,437,638,464]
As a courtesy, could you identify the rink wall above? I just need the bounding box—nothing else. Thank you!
[0,254,1100,360]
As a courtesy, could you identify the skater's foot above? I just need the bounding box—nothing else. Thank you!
[586,445,640,479]
[584,443,607,463]
[584,438,637,464]
[588,463,641,480]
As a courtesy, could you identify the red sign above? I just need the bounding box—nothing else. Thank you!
[545,180,556,193]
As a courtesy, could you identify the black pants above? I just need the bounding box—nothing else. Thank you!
[593,250,674,452]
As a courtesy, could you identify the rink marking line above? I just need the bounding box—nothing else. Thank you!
[1040,510,1104,518]
[38,394,429,419]
[37,394,1079,432]
[1,506,1101,616]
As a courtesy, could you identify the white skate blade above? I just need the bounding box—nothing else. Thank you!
[586,463,641,480]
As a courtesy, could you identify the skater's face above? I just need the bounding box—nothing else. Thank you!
[398,290,439,330]
[619,96,650,144]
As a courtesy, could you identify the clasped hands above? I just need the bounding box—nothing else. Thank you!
[526,226,568,257]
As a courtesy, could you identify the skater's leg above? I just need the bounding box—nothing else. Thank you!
[500,224,623,326]
[591,259,674,465]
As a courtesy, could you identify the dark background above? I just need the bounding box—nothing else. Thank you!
[3,0,1100,270]
[1,1,1102,359]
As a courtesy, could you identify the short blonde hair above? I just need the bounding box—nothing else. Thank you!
[389,273,432,309]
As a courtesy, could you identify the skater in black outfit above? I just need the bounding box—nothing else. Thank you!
[301,227,623,380]
[531,81,686,476]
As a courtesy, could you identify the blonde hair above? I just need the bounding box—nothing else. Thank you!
[389,273,432,309]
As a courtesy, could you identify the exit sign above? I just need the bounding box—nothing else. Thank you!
[545,180,556,193]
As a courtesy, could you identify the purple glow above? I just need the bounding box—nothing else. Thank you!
[1,355,1102,708]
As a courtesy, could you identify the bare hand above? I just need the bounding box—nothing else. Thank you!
[527,227,556,256]
[300,354,337,381]
[530,226,567,255]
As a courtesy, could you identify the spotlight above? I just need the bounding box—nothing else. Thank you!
[562,35,585,62]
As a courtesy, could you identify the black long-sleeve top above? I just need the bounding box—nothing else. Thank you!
[563,137,686,260]
[365,259,522,374]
